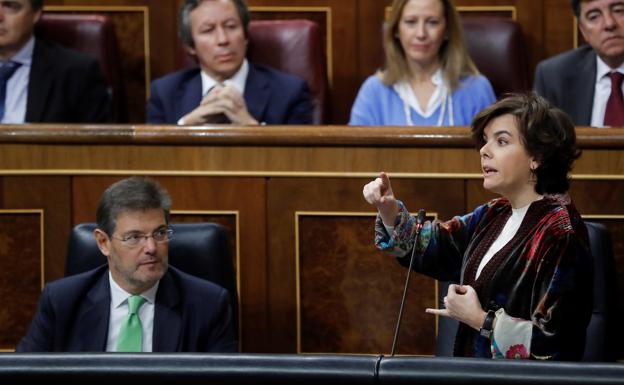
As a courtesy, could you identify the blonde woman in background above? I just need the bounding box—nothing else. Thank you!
[349,0,495,126]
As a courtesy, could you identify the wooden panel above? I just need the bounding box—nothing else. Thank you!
[267,177,465,352]
[297,214,436,355]
[0,212,42,350]
[2,126,624,354]
[0,177,71,282]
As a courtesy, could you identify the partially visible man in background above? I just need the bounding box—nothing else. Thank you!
[0,0,110,123]
[534,0,624,127]
[147,0,313,125]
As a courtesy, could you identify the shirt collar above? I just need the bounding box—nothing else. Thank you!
[200,59,249,97]
[9,36,34,66]
[431,68,443,86]
[109,270,159,309]
[596,55,624,81]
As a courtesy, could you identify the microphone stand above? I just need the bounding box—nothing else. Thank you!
[390,209,426,357]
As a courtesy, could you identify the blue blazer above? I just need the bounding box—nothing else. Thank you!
[146,63,313,124]
[16,265,237,352]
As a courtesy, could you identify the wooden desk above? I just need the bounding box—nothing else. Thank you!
[1,125,623,356]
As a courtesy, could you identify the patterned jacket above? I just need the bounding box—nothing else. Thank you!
[375,195,593,360]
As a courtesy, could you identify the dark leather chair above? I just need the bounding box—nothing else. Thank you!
[461,16,530,97]
[435,221,616,361]
[178,19,329,124]
[36,13,127,122]
[65,222,238,335]
[583,221,617,361]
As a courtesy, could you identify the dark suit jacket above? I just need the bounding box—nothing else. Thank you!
[146,63,313,124]
[533,45,596,126]
[16,265,237,352]
[25,38,111,123]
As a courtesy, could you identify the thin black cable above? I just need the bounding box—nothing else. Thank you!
[390,209,426,357]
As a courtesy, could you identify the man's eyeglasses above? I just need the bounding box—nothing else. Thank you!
[112,228,174,247]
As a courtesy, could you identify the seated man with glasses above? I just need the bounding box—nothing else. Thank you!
[17,177,237,352]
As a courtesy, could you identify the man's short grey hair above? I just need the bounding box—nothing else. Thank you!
[96,177,172,236]
[178,0,250,48]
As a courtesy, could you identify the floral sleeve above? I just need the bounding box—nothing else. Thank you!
[491,309,532,359]
[374,200,491,282]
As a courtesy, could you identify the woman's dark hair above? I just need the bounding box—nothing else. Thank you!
[178,0,249,48]
[471,93,581,195]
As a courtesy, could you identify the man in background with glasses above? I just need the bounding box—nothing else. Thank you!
[17,177,237,352]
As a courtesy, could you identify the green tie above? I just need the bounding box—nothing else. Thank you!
[116,295,146,352]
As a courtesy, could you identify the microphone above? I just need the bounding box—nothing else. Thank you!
[390,208,426,357]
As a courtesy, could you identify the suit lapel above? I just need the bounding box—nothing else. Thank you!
[244,64,270,122]
[25,39,54,122]
[72,271,111,351]
[175,70,202,121]
[152,270,182,352]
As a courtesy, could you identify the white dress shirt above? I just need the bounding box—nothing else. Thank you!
[2,36,34,124]
[590,56,624,127]
[201,58,249,96]
[475,203,532,279]
[106,272,159,352]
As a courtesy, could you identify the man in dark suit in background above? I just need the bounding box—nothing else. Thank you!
[17,177,237,352]
[146,0,313,125]
[534,0,624,127]
[0,0,110,123]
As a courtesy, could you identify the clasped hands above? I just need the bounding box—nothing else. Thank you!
[181,84,259,125]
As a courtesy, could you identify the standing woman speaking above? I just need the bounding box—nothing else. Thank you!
[349,0,495,126]
[363,94,592,360]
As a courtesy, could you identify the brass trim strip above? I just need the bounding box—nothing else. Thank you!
[249,6,333,87]
[42,5,151,99]
[583,214,624,220]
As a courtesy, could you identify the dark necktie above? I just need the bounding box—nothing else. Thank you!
[0,61,22,121]
[604,71,624,127]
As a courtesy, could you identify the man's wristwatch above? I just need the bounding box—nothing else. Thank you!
[479,310,496,339]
